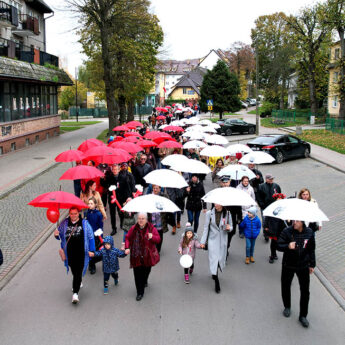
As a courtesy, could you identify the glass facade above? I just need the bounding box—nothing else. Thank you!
[0,81,57,123]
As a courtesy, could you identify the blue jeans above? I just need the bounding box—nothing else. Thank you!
[245,238,256,257]
[187,210,201,233]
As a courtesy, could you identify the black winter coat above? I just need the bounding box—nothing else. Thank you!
[264,216,286,238]
[277,225,316,270]
[249,168,264,192]
[186,181,206,211]
[132,163,152,187]
[103,170,136,205]
[257,182,281,210]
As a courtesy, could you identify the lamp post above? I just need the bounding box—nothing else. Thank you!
[255,43,260,135]
[75,67,79,123]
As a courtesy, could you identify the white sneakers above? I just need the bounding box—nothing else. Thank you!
[72,293,79,304]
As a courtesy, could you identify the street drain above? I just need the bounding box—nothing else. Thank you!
[33,157,47,160]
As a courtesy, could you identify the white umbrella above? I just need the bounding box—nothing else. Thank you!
[171,120,182,126]
[161,154,188,167]
[209,123,221,129]
[185,117,200,124]
[182,131,205,140]
[240,151,275,164]
[144,169,188,188]
[202,187,256,206]
[263,198,329,222]
[201,126,217,134]
[186,125,203,132]
[200,145,228,157]
[158,124,168,129]
[226,144,252,155]
[199,119,212,126]
[170,159,211,174]
[183,140,207,149]
[122,194,180,213]
[206,134,228,145]
[217,164,256,180]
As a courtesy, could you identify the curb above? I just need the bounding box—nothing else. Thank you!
[314,267,345,312]
[0,209,68,291]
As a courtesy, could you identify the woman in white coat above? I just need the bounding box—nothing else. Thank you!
[200,204,232,293]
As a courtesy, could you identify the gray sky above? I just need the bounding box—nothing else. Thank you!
[45,0,318,75]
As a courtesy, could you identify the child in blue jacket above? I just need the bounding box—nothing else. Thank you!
[239,206,261,264]
[89,236,126,294]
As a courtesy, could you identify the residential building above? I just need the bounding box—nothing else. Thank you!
[327,42,341,117]
[168,67,207,103]
[0,0,72,155]
[287,72,298,108]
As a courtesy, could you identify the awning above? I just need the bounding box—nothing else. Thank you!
[0,57,73,85]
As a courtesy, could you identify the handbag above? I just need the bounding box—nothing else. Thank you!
[147,228,160,266]
[204,219,211,251]
[58,225,78,261]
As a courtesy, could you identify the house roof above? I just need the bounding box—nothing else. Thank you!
[168,67,207,96]
[198,49,230,67]
[156,58,200,74]
[25,0,53,13]
[0,57,73,85]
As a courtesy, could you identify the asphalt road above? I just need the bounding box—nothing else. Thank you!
[1,157,345,345]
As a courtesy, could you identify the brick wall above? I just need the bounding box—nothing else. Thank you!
[0,115,61,155]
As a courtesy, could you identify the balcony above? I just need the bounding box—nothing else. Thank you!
[0,1,18,28]
[0,37,59,67]
[12,14,39,37]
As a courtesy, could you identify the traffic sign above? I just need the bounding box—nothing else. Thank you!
[208,106,213,111]
[207,99,213,106]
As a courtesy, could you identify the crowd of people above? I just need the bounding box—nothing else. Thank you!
[53,112,319,329]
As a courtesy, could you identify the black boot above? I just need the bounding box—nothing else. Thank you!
[212,275,221,293]
[110,228,117,236]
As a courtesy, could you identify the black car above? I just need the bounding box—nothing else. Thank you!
[247,134,311,164]
[217,119,256,136]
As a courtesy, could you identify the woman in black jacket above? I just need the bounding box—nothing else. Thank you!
[185,174,206,233]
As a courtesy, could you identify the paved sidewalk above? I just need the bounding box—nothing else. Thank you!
[0,120,108,197]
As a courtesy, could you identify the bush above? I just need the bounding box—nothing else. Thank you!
[260,101,277,116]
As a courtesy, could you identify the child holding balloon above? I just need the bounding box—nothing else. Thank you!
[178,223,202,284]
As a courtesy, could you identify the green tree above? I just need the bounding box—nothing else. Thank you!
[200,60,241,119]
[286,3,331,114]
[325,0,345,119]
[58,82,88,111]
[251,12,297,109]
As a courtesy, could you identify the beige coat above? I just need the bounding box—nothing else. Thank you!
[80,191,106,219]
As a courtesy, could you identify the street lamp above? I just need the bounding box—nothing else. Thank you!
[255,43,260,135]
[75,66,79,123]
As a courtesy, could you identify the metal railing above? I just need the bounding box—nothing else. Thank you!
[271,109,326,124]
[0,1,11,23]
[325,117,345,135]
[19,14,39,34]
[40,51,59,67]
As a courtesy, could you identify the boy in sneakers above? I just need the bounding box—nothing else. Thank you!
[89,236,126,294]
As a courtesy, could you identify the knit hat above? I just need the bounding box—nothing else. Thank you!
[248,206,257,217]
[184,222,194,234]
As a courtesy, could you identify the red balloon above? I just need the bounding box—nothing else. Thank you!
[47,208,60,223]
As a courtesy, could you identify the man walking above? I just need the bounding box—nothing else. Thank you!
[277,220,315,328]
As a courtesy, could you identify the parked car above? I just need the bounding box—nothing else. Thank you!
[240,101,248,109]
[217,119,256,136]
[246,134,311,164]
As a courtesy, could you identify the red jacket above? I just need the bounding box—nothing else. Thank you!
[125,222,160,268]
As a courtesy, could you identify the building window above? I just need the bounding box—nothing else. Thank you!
[35,135,39,143]
[0,81,58,123]
[25,138,30,146]
[46,133,49,139]
[11,142,16,151]
[333,72,339,83]
[335,48,340,59]
[333,96,338,108]
[183,88,188,94]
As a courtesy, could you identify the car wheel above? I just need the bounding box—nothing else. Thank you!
[225,129,232,136]
[275,151,284,164]
[248,127,255,134]
[304,148,310,158]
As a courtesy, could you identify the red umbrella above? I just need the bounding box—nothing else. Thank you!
[155,107,164,111]
[59,165,104,180]
[172,103,176,106]
[126,120,143,128]
[156,115,166,120]
[124,132,142,138]
[153,137,177,145]
[55,149,85,162]
[84,146,132,165]
[109,141,143,154]
[138,140,157,148]
[157,141,183,149]
[165,106,172,109]
[29,191,88,209]
[113,125,129,132]
[123,136,141,143]
[163,126,184,132]
[144,131,171,140]
[78,139,104,152]
[167,113,173,117]
[113,136,124,142]
[160,108,168,113]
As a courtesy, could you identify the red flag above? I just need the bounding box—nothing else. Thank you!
[163,87,166,93]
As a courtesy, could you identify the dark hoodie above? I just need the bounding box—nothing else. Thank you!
[94,236,126,273]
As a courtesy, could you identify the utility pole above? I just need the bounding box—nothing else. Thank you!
[255,44,260,135]
[75,67,79,123]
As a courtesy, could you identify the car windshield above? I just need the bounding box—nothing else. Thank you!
[249,136,278,145]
